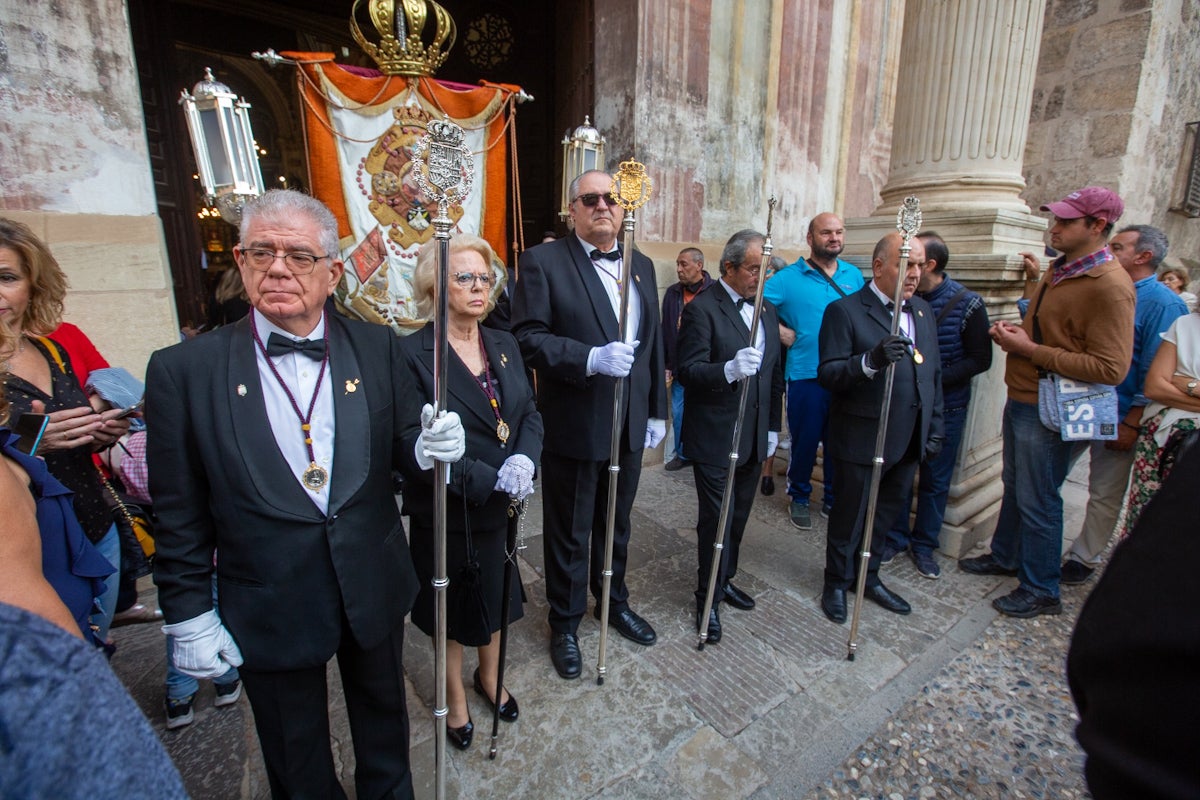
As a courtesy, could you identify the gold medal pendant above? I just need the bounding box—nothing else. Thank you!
[912,348,925,365]
[302,462,329,491]
[496,419,510,446]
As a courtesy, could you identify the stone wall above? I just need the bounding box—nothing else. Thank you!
[1024,0,1200,269]
[0,2,177,377]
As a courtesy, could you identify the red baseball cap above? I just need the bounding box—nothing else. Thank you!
[1040,186,1124,223]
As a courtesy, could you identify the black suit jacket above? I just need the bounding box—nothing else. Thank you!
[395,323,542,528]
[147,313,419,671]
[511,236,667,459]
[817,285,944,466]
[676,285,784,467]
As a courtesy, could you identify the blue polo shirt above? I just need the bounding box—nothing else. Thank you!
[1121,275,1188,416]
[764,257,865,381]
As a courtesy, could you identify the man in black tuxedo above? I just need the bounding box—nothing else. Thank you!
[147,190,465,799]
[511,169,668,679]
[817,232,944,623]
[676,229,783,642]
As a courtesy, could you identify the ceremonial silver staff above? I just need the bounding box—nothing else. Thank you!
[596,159,652,686]
[846,195,922,662]
[697,198,776,649]
[412,118,474,799]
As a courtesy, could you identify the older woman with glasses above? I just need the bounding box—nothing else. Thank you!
[397,234,542,750]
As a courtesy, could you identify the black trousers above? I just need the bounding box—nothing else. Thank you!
[239,619,413,800]
[824,455,918,590]
[692,458,760,606]
[540,448,642,634]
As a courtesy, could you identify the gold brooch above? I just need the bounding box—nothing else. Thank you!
[345,378,360,394]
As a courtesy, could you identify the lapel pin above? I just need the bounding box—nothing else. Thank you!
[635,274,641,283]
[237,384,247,397]
[918,309,924,317]
[345,378,360,394]
[500,353,509,367]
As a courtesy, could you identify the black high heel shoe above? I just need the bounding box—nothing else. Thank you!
[447,714,473,750]
[473,667,519,722]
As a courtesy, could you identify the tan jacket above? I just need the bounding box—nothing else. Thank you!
[1005,258,1135,404]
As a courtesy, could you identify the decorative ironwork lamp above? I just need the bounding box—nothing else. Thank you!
[179,68,265,225]
[559,116,606,219]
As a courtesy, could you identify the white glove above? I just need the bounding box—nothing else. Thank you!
[588,340,639,377]
[767,431,779,458]
[723,347,763,382]
[494,453,535,500]
[163,609,244,680]
[414,403,466,470]
[644,418,667,449]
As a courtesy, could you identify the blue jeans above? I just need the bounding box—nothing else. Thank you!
[886,405,968,555]
[92,523,120,642]
[786,378,835,507]
[988,400,1085,599]
[669,380,686,461]
[166,576,238,700]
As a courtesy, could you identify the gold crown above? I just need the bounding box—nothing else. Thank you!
[351,0,456,78]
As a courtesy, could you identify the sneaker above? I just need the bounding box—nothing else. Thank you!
[664,457,689,472]
[214,679,242,707]
[959,553,1018,576]
[820,504,832,519]
[166,695,195,730]
[911,550,941,579]
[992,587,1062,618]
[789,502,812,530]
[1060,560,1095,585]
[878,541,903,565]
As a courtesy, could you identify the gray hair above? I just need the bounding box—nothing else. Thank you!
[719,229,765,276]
[1118,224,1169,269]
[568,169,611,202]
[412,234,504,320]
[239,189,340,258]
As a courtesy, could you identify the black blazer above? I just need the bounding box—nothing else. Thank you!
[395,323,542,529]
[676,284,784,467]
[511,236,667,459]
[147,313,419,671]
[817,285,944,466]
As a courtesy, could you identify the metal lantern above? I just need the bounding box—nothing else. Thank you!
[179,68,265,225]
[559,116,606,219]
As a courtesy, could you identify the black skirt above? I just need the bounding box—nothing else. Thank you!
[409,520,524,646]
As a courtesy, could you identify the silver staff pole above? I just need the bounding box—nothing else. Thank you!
[596,159,653,686]
[412,118,474,799]
[846,195,922,662]
[697,198,776,649]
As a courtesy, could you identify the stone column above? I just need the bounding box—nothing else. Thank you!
[844,0,1051,557]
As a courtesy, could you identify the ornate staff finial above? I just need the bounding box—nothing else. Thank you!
[612,159,653,212]
[765,196,777,238]
[896,195,922,245]
[411,117,474,227]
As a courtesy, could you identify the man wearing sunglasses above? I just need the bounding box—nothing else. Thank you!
[511,169,668,680]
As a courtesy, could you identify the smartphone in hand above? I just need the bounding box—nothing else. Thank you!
[12,412,49,456]
[114,399,144,419]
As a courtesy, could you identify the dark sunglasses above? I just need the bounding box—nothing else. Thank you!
[574,192,619,208]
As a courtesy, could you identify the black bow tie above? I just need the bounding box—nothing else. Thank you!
[590,248,621,262]
[736,298,748,309]
[266,332,326,360]
[886,300,913,313]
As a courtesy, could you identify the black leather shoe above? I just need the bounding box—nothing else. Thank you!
[760,476,775,496]
[696,606,722,643]
[550,633,581,679]
[722,581,755,610]
[959,553,1018,576]
[473,667,518,722]
[821,585,847,624]
[864,582,912,615]
[596,606,657,645]
[447,715,473,750]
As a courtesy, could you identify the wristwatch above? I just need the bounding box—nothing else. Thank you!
[1187,379,1197,397]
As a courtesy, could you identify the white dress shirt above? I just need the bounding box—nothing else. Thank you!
[578,233,641,344]
[717,278,766,351]
[251,309,335,513]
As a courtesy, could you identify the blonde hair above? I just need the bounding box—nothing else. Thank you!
[214,267,248,305]
[411,235,505,320]
[0,218,68,335]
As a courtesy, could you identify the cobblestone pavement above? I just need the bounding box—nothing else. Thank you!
[110,457,1096,799]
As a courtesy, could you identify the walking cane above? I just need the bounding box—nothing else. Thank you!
[846,195,922,662]
[412,118,474,799]
[489,498,524,759]
[596,159,653,686]
[698,198,776,650]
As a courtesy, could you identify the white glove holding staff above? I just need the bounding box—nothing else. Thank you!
[724,347,763,383]
[415,403,466,470]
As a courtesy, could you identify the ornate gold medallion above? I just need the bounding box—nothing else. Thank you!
[496,419,510,446]
[303,463,329,491]
[912,348,925,365]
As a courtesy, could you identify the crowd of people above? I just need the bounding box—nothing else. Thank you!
[2,177,1196,798]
